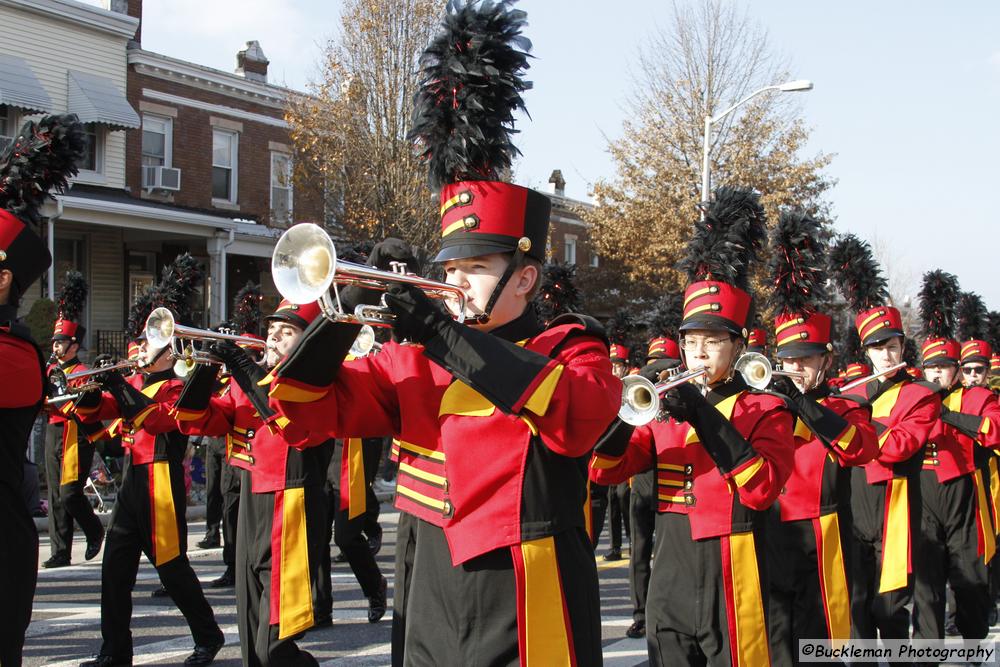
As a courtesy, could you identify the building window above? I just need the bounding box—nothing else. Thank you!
[78,123,103,173]
[270,152,293,225]
[0,105,14,152]
[142,114,172,168]
[590,252,599,268]
[564,234,578,265]
[212,129,238,202]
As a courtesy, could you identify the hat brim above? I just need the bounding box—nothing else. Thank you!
[264,313,308,330]
[962,356,991,366]
[433,240,518,263]
[679,315,744,338]
[862,328,904,347]
[775,342,830,359]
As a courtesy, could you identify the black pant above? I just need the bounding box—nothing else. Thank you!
[45,423,103,559]
[0,485,37,666]
[99,457,223,660]
[646,513,770,667]
[215,447,241,568]
[912,471,990,640]
[236,472,325,667]
[404,522,601,667]
[588,480,609,547]
[392,512,419,667]
[202,437,225,541]
[609,481,631,550]
[850,470,922,643]
[629,470,655,623]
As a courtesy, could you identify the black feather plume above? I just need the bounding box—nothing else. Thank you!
[677,186,767,290]
[231,281,262,336]
[535,262,580,324]
[985,311,1000,352]
[0,114,86,224]
[827,234,888,312]
[409,0,533,190]
[903,338,919,367]
[768,210,827,316]
[646,292,683,338]
[957,292,988,341]
[158,253,204,324]
[126,288,157,341]
[917,270,960,340]
[604,311,634,346]
[56,271,88,322]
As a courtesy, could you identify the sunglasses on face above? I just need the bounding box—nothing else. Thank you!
[962,366,986,375]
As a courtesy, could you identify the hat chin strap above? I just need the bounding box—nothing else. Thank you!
[467,246,526,326]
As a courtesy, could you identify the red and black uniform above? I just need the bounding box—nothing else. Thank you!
[592,377,793,666]
[200,375,241,574]
[912,341,1000,640]
[0,305,47,665]
[73,369,223,662]
[271,309,620,666]
[174,344,332,667]
[44,356,105,561]
[843,366,939,641]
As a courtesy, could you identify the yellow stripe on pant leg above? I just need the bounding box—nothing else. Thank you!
[60,421,79,486]
[520,536,573,667]
[728,531,770,667]
[879,478,909,593]
[817,513,851,648]
[347,438,367,520]
[152,461,180,566]
[278,487,314,639]
[974,470,996,564]
[990,457,1000,537]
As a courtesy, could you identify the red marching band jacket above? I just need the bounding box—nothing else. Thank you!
[270,321,621,566]
[781,393,879,522]
[590,386,794,541]
[48,359,106,485]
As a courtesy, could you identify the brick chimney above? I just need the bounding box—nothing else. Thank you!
[547,169,566,197]
[236,41,269,83]
[103,0,142,45]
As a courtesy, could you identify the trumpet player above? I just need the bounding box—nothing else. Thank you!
[73,258,224,667]
[590,188,794,667]
[172,299,333,667]
[43,271,106,569]
[763,211,878,664]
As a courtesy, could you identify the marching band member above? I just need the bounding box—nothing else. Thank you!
[172,299,332,666]
[267,4,620,664]
[75,256,224,667]
[911,272,1000,640]
[764,211,878,663]
[43,271,106,568]
[591,187,794,666]
[0,114,74,666]
[828,235,940,643]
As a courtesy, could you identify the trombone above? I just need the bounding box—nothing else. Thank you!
[619,368,708,426]
[271,222,469,326]
[46,360,139,405]
[145,307,267,377]
[734,352,808,391]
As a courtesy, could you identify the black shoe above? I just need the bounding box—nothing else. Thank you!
[332,551,348,564]
[602,548,622,562]
[184,642,223,666]
[43,554,71,568]
[312,614,333,629]
[367,525,383,555]
[85,528,105,561]
[80,655,132,667]
[197,536,220,549]
[368,576,388,623]
[626,619,646,639]
[209,568,235,588]
[151,585,169,598]
[990,604,998,627]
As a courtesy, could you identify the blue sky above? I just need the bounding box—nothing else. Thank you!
[89,0,1000,305]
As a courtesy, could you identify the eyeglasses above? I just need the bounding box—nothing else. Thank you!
[681,336,730,353]
[962,366,986,375]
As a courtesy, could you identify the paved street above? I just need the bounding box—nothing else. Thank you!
[24,506,649,666]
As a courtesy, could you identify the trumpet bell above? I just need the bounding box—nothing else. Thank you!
[734,352,772,390]
[272,223,336,305]
[349,325,377,358]
[146,307,176,350]
[619,375,661,426]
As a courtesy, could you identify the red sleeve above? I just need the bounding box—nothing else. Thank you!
[974,391,1000,449]
[269,347,403,439]
[0,335,42,409]
[526,336,622,458]
[72,391,121,423]
[875,390,940,464]
[828,400,879,467]
[175,386,237,437]
[727,395,794,511]
[589,423,656,486]
[130,381,185,434]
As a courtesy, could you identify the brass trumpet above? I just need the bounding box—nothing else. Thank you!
[145,307,267,377]
[349,325,381,358]
[271,222,469,326]
[733,352,808,391]
[45,360,139,405]
[618,368,708,426]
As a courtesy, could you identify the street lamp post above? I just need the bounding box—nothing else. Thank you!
[700,79,813,216]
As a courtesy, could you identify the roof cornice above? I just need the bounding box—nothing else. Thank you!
[0,0,139,38]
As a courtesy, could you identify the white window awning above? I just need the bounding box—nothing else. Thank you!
[0,54,53,114]
[67,71,140,130]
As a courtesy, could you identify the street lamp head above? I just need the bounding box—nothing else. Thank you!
[778,79,814,92]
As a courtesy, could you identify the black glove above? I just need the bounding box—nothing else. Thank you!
[940,407,985,440]
[103,372,153,422]
[660,381,705,425]
[175,362,220,414]
[638,359,681,383]
[385,284,554,415]
[368,237,421,274]
[679,385,758,475]
[209,340,273,418]
[788,393,851,446]
[274,316,363,388]
[595,418,637,458]
[769,374,800,398]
